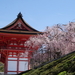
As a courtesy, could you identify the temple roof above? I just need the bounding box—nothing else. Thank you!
[0,29,41,35]
[1,12,40,33]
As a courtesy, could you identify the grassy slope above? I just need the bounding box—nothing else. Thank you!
[0,62,4,72]
[22,51,75,75]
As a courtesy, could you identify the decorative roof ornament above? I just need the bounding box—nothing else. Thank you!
[17,12,23,18]
[1,12,40,32]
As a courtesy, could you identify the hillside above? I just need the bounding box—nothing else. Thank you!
[0,62,4,72]
[20,51,75,75]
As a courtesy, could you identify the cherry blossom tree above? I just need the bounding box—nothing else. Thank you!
[25,22,75,68]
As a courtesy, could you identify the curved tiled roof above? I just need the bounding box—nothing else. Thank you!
[0,29,42,35]
[1,12,39,32]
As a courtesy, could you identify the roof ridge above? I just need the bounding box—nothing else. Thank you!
[1,13,40,32]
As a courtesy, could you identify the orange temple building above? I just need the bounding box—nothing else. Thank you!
[0,13,41,74]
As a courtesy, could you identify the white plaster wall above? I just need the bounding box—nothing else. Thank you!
[8,58,17,60]
[7,72,17,74]
[19,58,28,60]
[7,57,28,74]
[19,61,28,71]
[8,61,17,71]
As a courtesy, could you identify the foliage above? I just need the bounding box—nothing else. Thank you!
[25,22,75,68]
[58,71,67,75]
[0,62,4,72]
[21,51,75,75]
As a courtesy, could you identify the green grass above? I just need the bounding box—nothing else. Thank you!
[0,62,4,72]
[21,51,75,75]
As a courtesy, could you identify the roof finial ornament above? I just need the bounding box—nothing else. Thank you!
[17,12,23,18]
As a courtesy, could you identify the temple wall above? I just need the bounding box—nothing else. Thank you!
[7,57,28,74]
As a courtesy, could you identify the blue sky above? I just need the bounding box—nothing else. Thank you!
[0,0,75,31]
